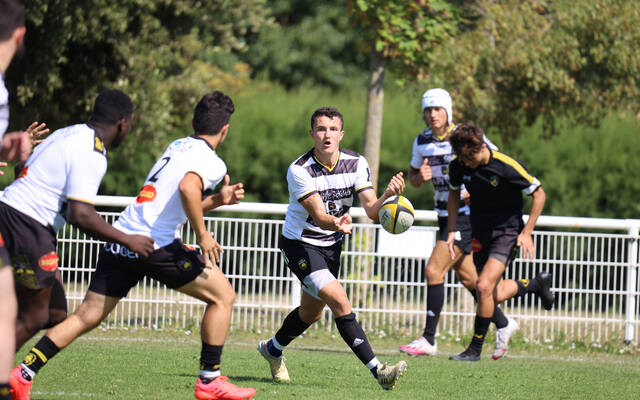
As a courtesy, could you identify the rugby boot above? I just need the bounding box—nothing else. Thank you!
[534,271,555,310]
[376,360,407,390]
[257,339,290,382]
[194,376,255,400]
[399,336,437,356]
[449,347,481,362]
[492,317,519,360]
[9,366,31,400]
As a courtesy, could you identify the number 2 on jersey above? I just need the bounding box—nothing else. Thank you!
[149,157,171,183]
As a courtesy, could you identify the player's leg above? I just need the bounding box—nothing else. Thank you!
[0,266,17,400]
[450,257,506,361]
[11,291,120,400]
[400,241,461,356]
[15,286,53,349]
[167,243,255,400]
[43,271,68,329]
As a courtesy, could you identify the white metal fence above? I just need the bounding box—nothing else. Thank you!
[56,196,640,345]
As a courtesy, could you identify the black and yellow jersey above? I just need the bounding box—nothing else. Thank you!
[448,149,541,229]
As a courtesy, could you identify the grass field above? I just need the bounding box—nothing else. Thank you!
[15,328,640,400]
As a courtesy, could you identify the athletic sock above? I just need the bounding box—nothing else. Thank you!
[0,383,10,400]
[491,306,509,329]
[199,342,223,384]
[516,278,541,297]
[272,306,311,357]
[422,283,444,345]
[20,335,60,380]
[335,313,378,376]
[469,316,491,354]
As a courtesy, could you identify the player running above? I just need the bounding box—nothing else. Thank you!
[400,88,526,359]
[10,91,255,400]
[446,122,555,361]
[258,106,407,390]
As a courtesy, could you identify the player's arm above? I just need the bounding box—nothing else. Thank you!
[446,188,461,259]
[179,172,222,266]
[202,174,244,213]
[408,160,431,188]
[300,193,352,234]
[67,200,154,257]
[518,186,546,259]
[359,172,405,222]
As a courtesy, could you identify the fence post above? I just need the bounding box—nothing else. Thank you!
[625,225,639,345]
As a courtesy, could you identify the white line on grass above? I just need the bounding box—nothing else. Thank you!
[32,390,96,397]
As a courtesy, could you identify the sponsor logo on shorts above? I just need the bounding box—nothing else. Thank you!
[183,243,195,251]
[38,251,59,272]
[17,166,28,179]
[519,279,530,287]
[136,184,157,204]
[178,259,193,271]
[471,239,482,252]
[298,258,308,270]
[104,243,139,259]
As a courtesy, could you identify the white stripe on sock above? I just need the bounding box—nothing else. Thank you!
[365,357,381,370]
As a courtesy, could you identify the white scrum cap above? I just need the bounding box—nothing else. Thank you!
[421,88,452,125]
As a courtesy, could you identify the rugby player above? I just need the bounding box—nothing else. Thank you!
[0,1,26,398]
[258,106,408,390]
[10,91,255,400]
[445,122,555,361]
[400,88,519,360]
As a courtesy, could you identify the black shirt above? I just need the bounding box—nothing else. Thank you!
[448,149,541,229]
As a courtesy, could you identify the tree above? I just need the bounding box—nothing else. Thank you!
[347,0,458,189]
[4,0,270,194]
[424,0,640,140]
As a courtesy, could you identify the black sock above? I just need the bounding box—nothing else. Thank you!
[21,335,60,379]
[274,307,311,347]
[491,306,508,329]
[422,283,444,345]
[335,313,376,366]
[200,342,223,383]
[0,383,10,400]
[516,278,540,297]
[469,316,491,354]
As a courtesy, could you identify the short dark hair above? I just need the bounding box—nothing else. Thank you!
[449,123,485,156]
[0,0,25,41]
[193,91,235,135]
[88,89,133,124]
[311,106,343,130]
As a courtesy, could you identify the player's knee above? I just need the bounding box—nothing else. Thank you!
[475,279,493,298]
[20,307,50,333]
[74,305,106,329]
[43,308,68,329]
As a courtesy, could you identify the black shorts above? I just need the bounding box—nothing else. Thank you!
[0,202,58,289]
[279,235,342,298]
[88,239,205,298]
[471,222,523,272]
[438,214,473,253]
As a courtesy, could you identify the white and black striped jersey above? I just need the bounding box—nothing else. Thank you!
[114,136,226,248]
[0,75,9,141]
[283,148,373,247]
[1,124,108,230]
[410,124,497,217]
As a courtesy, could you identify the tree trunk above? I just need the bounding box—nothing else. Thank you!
[362,42,386,192]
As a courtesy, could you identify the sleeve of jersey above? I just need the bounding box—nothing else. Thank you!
[66,149,107,204]
[409,137,423,169]
[194,156,227,191]
[500,156,541,195]
[354,156,374,193]
[448,159,462,190]
[287,165,317,202]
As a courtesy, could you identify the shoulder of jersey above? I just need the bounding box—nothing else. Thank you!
[416,130,436,145]
[338,147,361,158]
[293,149,314,167]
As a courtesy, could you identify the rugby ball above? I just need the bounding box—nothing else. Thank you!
[378,195,415,234]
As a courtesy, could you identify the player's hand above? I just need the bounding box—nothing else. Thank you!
[384,172,405,197]
[26,121,50,146]
[419,159,432,182]
[0,131,31,162]
[126,234,155,258]
[517,232,535,260]
[197,231,223,266]
[461,190,471,206]
[446,232,456,259]
[335,213,352,235]
[218,174,244,205]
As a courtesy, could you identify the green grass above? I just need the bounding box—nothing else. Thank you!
[16,329,640,400]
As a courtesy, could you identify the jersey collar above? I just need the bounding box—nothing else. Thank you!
[190,134,215,151]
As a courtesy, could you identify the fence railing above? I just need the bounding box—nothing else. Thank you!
[55,195,640,345]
